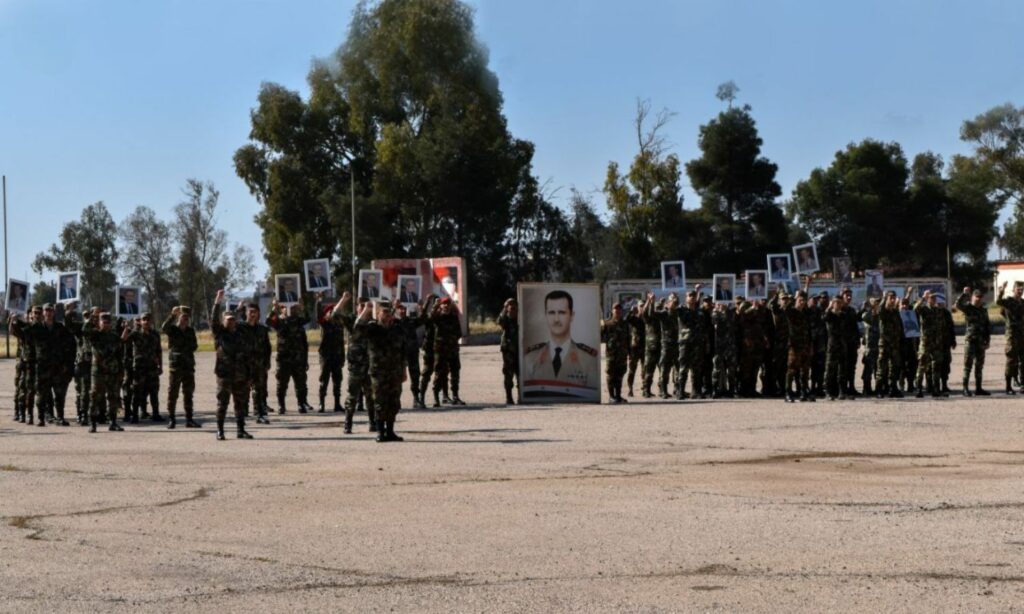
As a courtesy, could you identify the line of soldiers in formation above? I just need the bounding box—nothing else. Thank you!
[591,280,1024,404]
[9,289,465,442]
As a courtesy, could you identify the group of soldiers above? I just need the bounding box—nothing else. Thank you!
[9,287,466,443]
[594,280,1023,404]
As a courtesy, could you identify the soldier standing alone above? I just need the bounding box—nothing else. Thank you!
[601,303,629,404]
[956,287,991,396]
[267,301,312,413]
[162,306,200,429]
[497,298,520,405]
[996,281,1023,395]
[359,301,408,442]
[211,290,254,440]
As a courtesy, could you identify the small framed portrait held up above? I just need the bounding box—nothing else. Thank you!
[358,269,387,300]
[713,274,737,304]
[5,279,29,314]
[792,242,819,275]
[744,270,768,301]
[275,274,302,306]
[865,269,884,300]
[303,259,331,293]
[57,271,80,304]
[660,261,686,291]
[397,274,422,308]
[832,257,852,284]
[115,286,142,318]
[767,253,792,283]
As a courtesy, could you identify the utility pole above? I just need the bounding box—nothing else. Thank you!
[3,175,8,358]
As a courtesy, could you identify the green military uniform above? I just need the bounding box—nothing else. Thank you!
[361,315,408,442]
[772,294,813,402]
[162,310,199,428]
[211,302,253,440]
[11,315,38,424]
[738,301,768,397]
[913,299,944,397]
[498,306,519,404]
[66,309,93,424]
[809,299,827,395]
[82,316,125,431]
[14,312,76,425]
[956,291,991,396]
[238,305,272,421]
[997,291,1024,393]
[711,305,738,398]
[656,303,679,399]
[125,321,163,422]
[624,308,644,397]
[267,309,311,413]
[840,302,861,396]
[641,300,661,398]
[876,302,904,397]
[900,307,919,392]
[860,306,880,395]
[676,304,702,400]
[822,307,847,400]
[770,301,789,398]
[938,305,956,393]
[700,303,715,396]
[342,306,376,433]
[758,303,776,395]
[121,320,135,421]
[316,299,346,412]
[419,301,439,403]
[430,305,464,405]
[601,314,630,403]
[396,309,424,408]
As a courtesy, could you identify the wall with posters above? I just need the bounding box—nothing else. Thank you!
[372,257,469,335]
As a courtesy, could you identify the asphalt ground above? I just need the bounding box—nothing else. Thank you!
[2,340,1023,612]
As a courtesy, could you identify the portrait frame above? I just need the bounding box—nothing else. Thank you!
[712,274,737,304]
[303,258,332,293]
[396,274,423,310]
[864,269,884,300]
[918,282,948,305]
[901,309,921,338]
[358,268,387,301]
[517,283,601,405]
[767,253,793,283]
[57,271,81,304]
[115,285,142,318]
[660,260,686,291]
[744,270,768,301]
[832,257,852,284]
[275,274,302,306]
[5,278,29,314]
[792,242,819,275]
[613,290,644,313]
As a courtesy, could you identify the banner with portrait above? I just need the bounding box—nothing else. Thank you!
[518,283,601,404]
[373,257,468,335]
[5,278,29,314]
[115,285,142,318]
[57,271,80,304]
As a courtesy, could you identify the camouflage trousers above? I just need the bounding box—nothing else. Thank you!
[713,349,738,393]
[1004,336,1022,379]
[122,368,134,419]
[626,348,643,391]
[133,369,160,416]
[962,339,986,383]
[861,346,879,384]
[501,348,519,393]
[405,348,420,399]
[825,342,847,396]
[739,344,764,395]
[659,342,678,395]
[812,345,826,391]
[17,361,37,420]
[75,363,91,422]
[91,372,121,422]
[433,349,461,395]
[318,356,343,403]
[605,355,627,390]
[276,360,308,403]
[915,344,942,391]
[216,377,250,423]
[843,342,859,392]
[676,341,701,396]
[371,376,402,423]
[419,347,435,395]
[345,364,375,424]
[643,344,660,391]
[875,344,901,392]
[251,367,269,415]
[772,344,788,395]
[167,369,195,420]
[786,346,812,393]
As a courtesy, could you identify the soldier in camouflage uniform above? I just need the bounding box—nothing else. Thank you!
[624,302,644,397]
[937,298,956,394]
[66,305,97,425]
[121,318,136,422]
[640,295,662,398]
[267,300,312,414]
[675,286,704,400]
[809,294,827,396]
[700,298,715,397]
[82,312,126,432]
[996,281,1024,395]
[860,299,880,396]
[315,294,346,413]
[211,290,254,440]
[956,287,991,397]
[758,300,775,396]
[430,297,465,406]
[772,281,814,403]
[497,298,519,405]
[601,303,630,404]
[342,295,376,434]
[359,300,409,442]
[876,291,905,398]
[10,308,38,424]
[395,301,425,408]
[822,296,847,400]
[711,300,739,398]
[655,293,680,399]
[13,304,77,425]
[162,306,200,429]
[900,299,919,392]
[913,287,945,398]
[840,288,861,397]
[738,299,768,397]
[419,295,440,405]
[769,291,789,398]
[240,302,272,422]
[125,312,164,422]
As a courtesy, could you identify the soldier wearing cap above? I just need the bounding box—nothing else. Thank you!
[162,305,200,428]
[394,299,426,408]
[315,292,347,413]
[601,302,629,403]
[955,287,992,396]
[640,294,662,398]
[66,305,99,425]
[9,308,37,424]
[497,298,520,404]
[996,281,1024,394]
[876,289,906,398]
[11,304,76,425]
[124,311,164,422]
[267,298,313,414]
[83,311,126,432]
[211,290,254,440]
[239,301,272,423]
[429,296,465,406]
[839,287,861,397]
[341,295,376,433]
[359,299,408,442]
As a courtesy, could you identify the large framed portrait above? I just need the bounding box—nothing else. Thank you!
[5,278,29,314]
[275,274,301,306]
[918,282,947,305]
[303,259,331,293]
[901,309,921,338]
[358,268,386,300]
[767,253,792,282]
[397,275,422,309]
[57,271,80,304]
[744,270,768,301]
[864,269,884,300]
[115,286,142,318]
[614,290,644,313]
[832,257,852,284]
[712,274,736,304]
[518,283,601,404]
[660,261,686,291]
[792,242,819,275]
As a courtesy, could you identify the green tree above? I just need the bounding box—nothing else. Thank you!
[32,202,118,309]
[686,97,787,273]
[175,180,227,320]
[118,205,177,319]
[560,190,612,283]
[30,281,55,307]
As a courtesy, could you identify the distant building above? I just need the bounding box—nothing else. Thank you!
[994,261,1024,294]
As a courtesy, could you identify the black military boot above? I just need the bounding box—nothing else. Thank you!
[375,420,387,442]
[278,394,287,414]
[505,388,515,405]
[298,396,308,414]
[386,420,404,442]
[108,419,123,432]
[343,416,353,434]
[140,398,151,421]
[167,408,177,429]
[608,383,620,405]
[334,395,343,413]
[616,385,628,403]
[432,390,441,408]
[237,417,253,439]
[962,378,972,397]
[1006,376,1016,395]
[216,417,226,440]
[318,390,326,413]
[185,407,201,428]
[151,400,164,422]
[89,419,98,433]
[55,404,70,427]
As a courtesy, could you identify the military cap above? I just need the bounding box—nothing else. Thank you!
[702,296,713,304]
[99,312,112,320]
[178,306,192,315]
[972,289,983,297]
[140,312,152,319]
[42,303,54,310]
[795,290,807,299]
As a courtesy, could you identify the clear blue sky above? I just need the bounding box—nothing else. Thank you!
[1,0,1022,286]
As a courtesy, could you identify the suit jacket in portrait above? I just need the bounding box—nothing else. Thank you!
[309,275,328,289]
[60,286,76,300]
[400,290,419,303]
[361,284,380,299]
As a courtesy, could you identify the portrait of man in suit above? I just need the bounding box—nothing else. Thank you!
[865,269,884,299]
[305,260,330,291]
[745,270,767,300]
[398,275,420,304]
[118,287,140,316]
[277,275,300,304]
[793,243,819,274]
[661,261,685,290]
[58,273,79,302]
[833,257,853,284]
[768,254,792,282]
[360,270,381,299]
[522,289,599,394]
[6,280,28,312]
[714,274,735,303]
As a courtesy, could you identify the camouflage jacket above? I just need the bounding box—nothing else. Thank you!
[161,315,198,372]
[641,302,661,352]
[822,310,846,350]
[711,307,737,355]
[431,310,462,355]
[14,320,76,374]
[997,294,1024,338]
[82,320,124,377]
[211,303,253,382]
[861,309,880,350]
[361,319,407,385]
[267,312,309,366]
[878,307,903,348]
[738,303,769,350]
[625,311,645,354]
[956,292,990,345]
[601,317,630,363]
[65,311,93,366]
[316,300,346,361]
[125,328,162,374]
[395,313,424,356]
[913,301,943,350]
[498,309,518,352]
